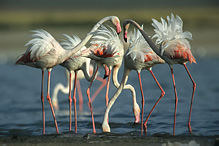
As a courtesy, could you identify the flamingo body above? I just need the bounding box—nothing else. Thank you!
[102,26,165,134]
[16,30,65,69]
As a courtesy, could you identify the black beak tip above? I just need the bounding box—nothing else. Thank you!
[103,75,109,79]
[124,37,127,42]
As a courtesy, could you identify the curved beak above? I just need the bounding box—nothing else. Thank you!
[103,65,109,79]
[116,23,121,35]
[123,22,130,43]
[124,31,128,42]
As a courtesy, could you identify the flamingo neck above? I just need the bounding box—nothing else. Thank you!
[64,16,113,60]
[81,59,97,82]
[123,19,161,56]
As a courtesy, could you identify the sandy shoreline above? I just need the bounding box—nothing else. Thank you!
[0,133,218,145]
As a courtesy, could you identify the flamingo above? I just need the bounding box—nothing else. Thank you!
[54,34,107,132]
[82,25,140,132]
[15,16,122,134]
[81,25,141,126]
[102,26,165,134]
[123,14,196,135]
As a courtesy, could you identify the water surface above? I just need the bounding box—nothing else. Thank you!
[0,57,218,137]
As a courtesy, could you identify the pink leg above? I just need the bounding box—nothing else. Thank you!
[90,77,107,103]
[171,67,178,136]
[183,64,196,133]
[41,70,45,135]
[73,72,78,133]
[137,72,145,135]
[86,66,99,134]
[105,69,111,107]
[46,70,59,134]
[68,72,72,131]
[76,80,83,112]
[144,70,165,134]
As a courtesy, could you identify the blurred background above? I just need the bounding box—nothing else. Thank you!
[0,0,219,136]
[0,0,219,63]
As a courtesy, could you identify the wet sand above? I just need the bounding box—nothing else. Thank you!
[0,133,218,146]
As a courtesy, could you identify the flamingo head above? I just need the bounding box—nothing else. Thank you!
[111,16,121,35]
[103,64,109,79]
[123,22,130,43]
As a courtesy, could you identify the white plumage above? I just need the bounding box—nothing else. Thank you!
[61,34,87,55]
[152,14,192,55]
[89,25,122,58]
[127,26,154,63]
[25,29,63,62]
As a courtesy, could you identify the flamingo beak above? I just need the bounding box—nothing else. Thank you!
[116,23,121,35]
[103,65,109,79]
[124,31,128,42]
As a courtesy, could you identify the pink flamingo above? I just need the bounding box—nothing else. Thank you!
[82,25,141,127]
[102,26,165,134]
[123,14,196,135]
[15,16,122,134]
[54,34,106,132]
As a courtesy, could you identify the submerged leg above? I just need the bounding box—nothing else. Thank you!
[41,70,45,135]
[137,72,145,135]
[86,66,100,134]
[76,80,83,112]
[46,70,59,134]
[90,77,107,103]
[183,63,196,133]
[171,67,178,136]
[73,72,78,133]
[68,72,73,131]
[144,69,165,134]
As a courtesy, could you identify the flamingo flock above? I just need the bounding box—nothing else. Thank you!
[16,14,196,136]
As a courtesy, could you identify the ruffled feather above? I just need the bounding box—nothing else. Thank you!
[25,29,62,61]
[127,26,154,63]
[61,34,86,55]
[152,14,192,55]
[89,25,122,56]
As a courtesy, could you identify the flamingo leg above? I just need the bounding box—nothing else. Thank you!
[183,63,196,133]
[170,67,178,136]
[144,70,165,134]
[90,77,107,103]
[137,72,145,135]
[105,69,111,107]
[76,80,83,112]
[41,70,45,135]
[68,72,72,131]
[46,70,59,134]
[86,66,99,134]
[73,72,78,133]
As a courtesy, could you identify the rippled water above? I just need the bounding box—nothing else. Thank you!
[0,57,218,137]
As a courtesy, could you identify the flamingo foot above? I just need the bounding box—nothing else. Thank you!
[102,122,111,132]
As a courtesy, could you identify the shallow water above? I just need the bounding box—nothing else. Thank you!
[0,57,218,137]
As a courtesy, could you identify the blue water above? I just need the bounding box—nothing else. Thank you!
[0,57,218,137]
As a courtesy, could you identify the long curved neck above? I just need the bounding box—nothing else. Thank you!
[64,16,113,60]
[81,59,97,82]
[123,19,160,56]
[112,65,137,105]
[103,66,130,124]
